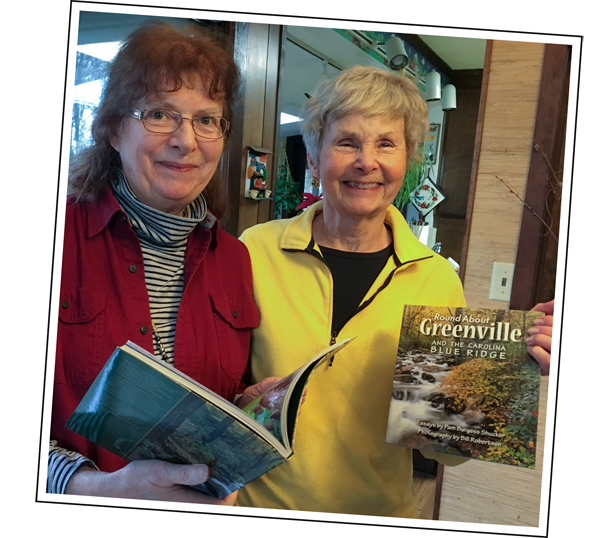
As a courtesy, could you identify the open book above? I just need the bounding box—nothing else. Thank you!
[66,338,354,498]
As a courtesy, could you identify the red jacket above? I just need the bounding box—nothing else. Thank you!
[51,188,259,472]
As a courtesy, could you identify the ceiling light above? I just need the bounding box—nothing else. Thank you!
[385,35,408,71]
[442,84,457,111]
[425,71,441,101]
[305,60,333,98]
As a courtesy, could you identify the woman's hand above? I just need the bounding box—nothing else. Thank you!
[526,299,554,376]
[237,377,308,414]
[65,460,237,505]
[237,377,281,409]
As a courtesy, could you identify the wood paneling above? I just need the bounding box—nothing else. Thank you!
[220,22,248,236]
[459,41,493,282]
[237,24,269,235]
[257,25,282,224]
[462,41,545,309]
[510,44,571,309]
[413,475,437,520]
[236,24,282,236]
[439,40,548,527]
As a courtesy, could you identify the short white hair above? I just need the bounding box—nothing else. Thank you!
[301,65,429,167]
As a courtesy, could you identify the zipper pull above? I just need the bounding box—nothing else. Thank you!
[329,332,338,366]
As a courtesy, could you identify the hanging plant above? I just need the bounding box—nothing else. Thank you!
[274,140,302,219]
[393,145,427,212]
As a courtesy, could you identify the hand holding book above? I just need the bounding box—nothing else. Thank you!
[65,338,353,499]
[237,377,308,413]
[386,305,545,468]
[65,459,237,505]
[236,377,282,409]
[526,299,554,375]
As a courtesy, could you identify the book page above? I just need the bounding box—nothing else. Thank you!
[242,373,295,448]
[123,341,270,433]
[124,341,233,407]
[242,337,355,451]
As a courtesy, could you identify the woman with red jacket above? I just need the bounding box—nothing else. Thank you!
[49,21,272,505]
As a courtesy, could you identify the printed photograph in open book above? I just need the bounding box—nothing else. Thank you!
[243,375,293,446]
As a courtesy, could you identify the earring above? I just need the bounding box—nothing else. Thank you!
[311,176,320,189]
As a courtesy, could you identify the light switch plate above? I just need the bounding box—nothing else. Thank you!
[489,262,515,301]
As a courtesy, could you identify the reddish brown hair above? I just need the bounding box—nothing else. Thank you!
[69,21,239,218]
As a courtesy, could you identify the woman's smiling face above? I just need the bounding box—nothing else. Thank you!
[309,113,407,223]
[111,80,224,215]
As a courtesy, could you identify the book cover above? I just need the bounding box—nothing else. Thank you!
[66,338,354,498]
[385,305,543,468]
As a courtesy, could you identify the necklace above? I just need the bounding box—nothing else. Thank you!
[152,320,172,363]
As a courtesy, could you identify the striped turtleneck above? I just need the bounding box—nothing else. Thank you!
[111,168,215,364]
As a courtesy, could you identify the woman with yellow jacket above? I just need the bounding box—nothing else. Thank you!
[237,66,553,517]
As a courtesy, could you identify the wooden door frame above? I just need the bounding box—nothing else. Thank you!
[458,41,571,307]
[509,44,571,309]
[458,40,493,283]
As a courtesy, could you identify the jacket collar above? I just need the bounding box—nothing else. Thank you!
[83,187,122,238]
[280,200,434,266]
[82,187,219,249]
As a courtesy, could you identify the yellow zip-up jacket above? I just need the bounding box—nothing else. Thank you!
[238,201,466,518]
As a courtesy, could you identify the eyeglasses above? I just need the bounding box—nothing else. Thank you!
[129,108,230,139]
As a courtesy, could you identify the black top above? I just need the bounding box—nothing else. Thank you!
[319,243,394,334]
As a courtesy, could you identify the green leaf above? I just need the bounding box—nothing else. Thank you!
[393,144,427,211]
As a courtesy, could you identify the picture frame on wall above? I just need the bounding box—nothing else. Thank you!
[425,123,441,164]
[409,172,446,216]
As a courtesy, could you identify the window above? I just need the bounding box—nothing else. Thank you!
[71,42,119,158]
